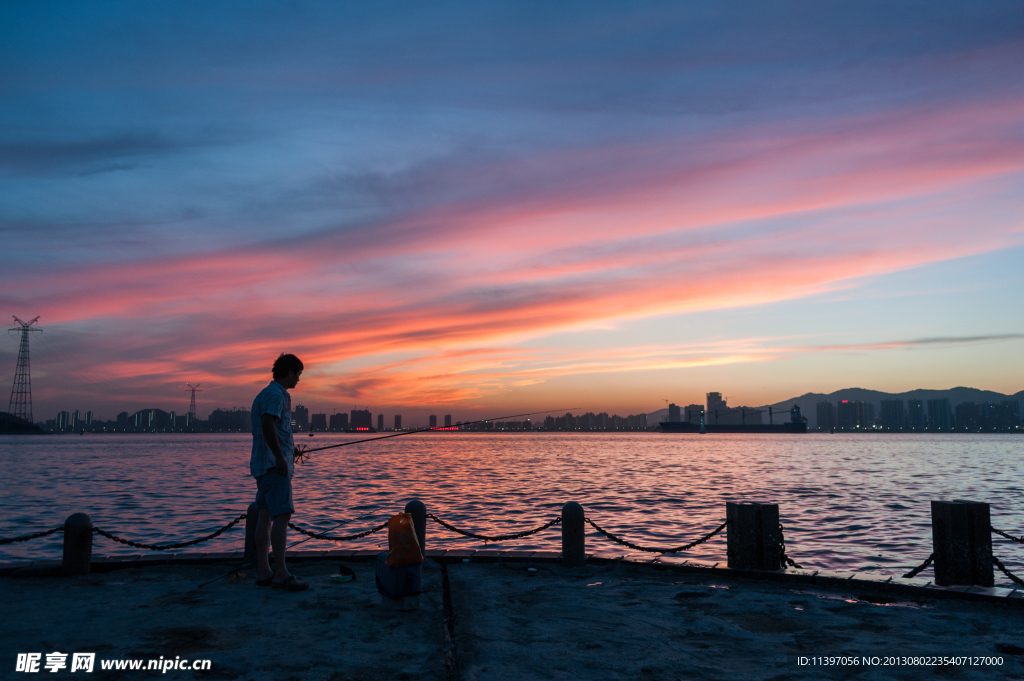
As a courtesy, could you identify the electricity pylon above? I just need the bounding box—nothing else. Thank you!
[186,384,202,419]
[8,316,41,422]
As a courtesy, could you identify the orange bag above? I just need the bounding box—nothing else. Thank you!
[385,512,423,566]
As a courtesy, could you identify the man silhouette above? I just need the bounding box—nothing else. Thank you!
[250,353,308,590]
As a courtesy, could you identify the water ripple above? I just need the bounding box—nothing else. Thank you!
[1,432,1022,586]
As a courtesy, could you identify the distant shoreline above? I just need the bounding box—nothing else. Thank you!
[4,429,1020,436]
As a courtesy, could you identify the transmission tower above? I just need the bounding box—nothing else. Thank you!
[8,316,41,422]
[186,384,201,419]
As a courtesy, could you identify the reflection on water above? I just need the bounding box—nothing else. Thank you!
[2,432,1022,585]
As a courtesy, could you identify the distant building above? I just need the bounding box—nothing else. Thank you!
[429,415,437,429]
[685,404,704,425]
[85,411,93,427]
[816,401,836,431]
[989,401,1021,431]
[129,408,175,432]
[954,403,982,432]
[444,414,452,428]
[377,413,384,431]
[56,411,70,432]
[394,414,402,430]
[954,401,1020,432]
[706,392,727,424]
[487,419,533,431]
[668,404,681,423]
[310,413,327,432]
[350,409,373,430]
[329,412,348,431]
[292,403,309,432]
[836,400,873,430]
[880,400,905,431]
[208,408,250,432]
[907,400,925,431]
[927,399,952,431]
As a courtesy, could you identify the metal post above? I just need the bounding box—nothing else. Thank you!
[405,499,426,553]
[62,513,93,576]
[244,502,260,562]
[726,502,782,570]
[561,501,585,567]
[931,500,993,586]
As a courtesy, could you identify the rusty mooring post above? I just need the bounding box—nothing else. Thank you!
[62,513,93,576]
[726,502,782,570]
[931,500,993,587]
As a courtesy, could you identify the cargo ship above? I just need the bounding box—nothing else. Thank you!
[659,404,808,434]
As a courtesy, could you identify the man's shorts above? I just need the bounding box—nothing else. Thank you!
[254,468,294,517]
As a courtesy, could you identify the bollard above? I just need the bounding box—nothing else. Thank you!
[244,502,260,562]
[931,500,993,587]
[561,502,586,567]
[404,499,427,554]
[62,513,93,576]
[726,502,782,571]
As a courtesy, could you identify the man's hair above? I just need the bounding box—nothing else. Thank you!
[272,353,304,379]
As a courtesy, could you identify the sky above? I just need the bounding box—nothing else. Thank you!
[1,0,1023,423]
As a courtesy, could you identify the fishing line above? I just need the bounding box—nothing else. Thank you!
[297,408,579,460]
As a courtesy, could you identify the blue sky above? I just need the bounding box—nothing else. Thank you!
[1,0,1022,419]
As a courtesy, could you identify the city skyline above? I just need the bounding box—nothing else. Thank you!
[2,2,1022,418]
[33,384,1021,434]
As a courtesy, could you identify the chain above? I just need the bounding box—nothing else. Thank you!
[993,555,1024,588]
[585,518,727,554]
[288,520,387,541]
[427,514,562,542]
[901,553,934,579]
[0,526,64,545]
[778,523,803,569]
[92,514,247,551]
[992,527,1024,544]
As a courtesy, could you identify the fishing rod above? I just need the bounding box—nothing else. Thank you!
[297,408,580,458]
[199,409,578,586]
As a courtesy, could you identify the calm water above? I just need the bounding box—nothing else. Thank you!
[2,433,1022,586]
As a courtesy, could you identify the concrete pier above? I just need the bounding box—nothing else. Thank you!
[726,501,782,570]
[932,500,994,587]
[561,501,586,568]
[4,550,1023,681]
[61,513,92,576]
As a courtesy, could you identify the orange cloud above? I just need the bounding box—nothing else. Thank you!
[10,97,1024,413]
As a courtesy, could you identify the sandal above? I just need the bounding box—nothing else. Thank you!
[331,566,356,583]
[255,576,274,587]
[271,575,309,591]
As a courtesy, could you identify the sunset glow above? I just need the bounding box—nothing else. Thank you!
[2,1,1022,420]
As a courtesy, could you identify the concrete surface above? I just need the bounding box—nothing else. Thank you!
[4,557,1024,680]
[5,560,445,681]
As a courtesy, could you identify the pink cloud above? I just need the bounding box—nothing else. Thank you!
[9,96,1024,413]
